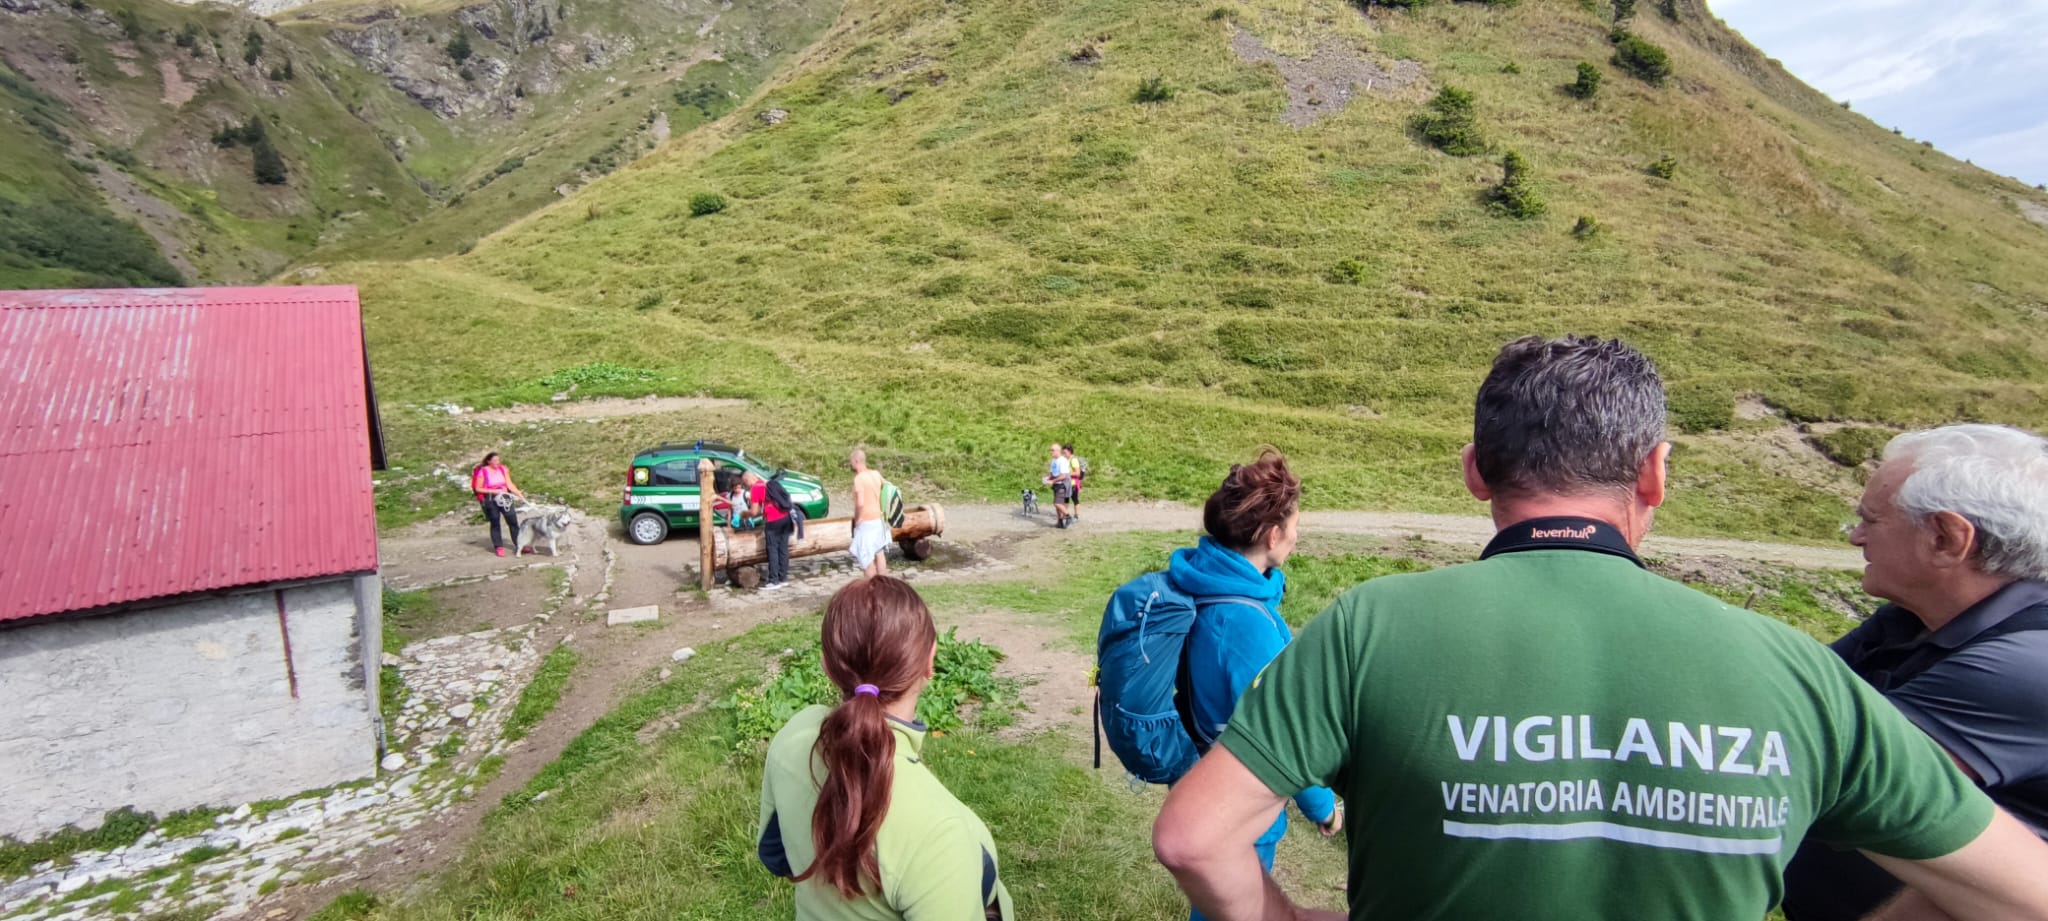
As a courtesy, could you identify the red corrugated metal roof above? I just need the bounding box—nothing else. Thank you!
[0,286,379,622]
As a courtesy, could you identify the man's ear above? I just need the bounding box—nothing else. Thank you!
[1635,443,1671,509]
[1927,510,1978,570]
[1462,444,1493,502]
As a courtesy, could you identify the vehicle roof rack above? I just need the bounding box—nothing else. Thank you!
[633,440,743,459]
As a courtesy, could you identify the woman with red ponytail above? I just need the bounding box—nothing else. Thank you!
[757,576,1014,920]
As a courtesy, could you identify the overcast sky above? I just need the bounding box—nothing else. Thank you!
[1709,0,2048,187]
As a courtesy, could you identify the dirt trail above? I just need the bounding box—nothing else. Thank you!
[944,501,1864,571]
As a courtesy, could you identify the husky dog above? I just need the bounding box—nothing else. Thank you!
[1020,488,1039,517]
[514,507,575,556]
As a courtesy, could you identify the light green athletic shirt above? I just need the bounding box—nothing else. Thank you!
[759,705,1014,921]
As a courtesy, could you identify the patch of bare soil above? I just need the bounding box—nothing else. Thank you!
[1734,393,1776,421]
[1684,422,1864,505]
[466,395,751,423]
[942,609,1092,738]
[1230,24,1425,127]
[158,59,197,107]
[2017,196,2048,229]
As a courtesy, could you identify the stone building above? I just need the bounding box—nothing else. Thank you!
[0,286,386,840]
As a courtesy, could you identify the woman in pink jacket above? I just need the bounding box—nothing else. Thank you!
[470,452,526,557]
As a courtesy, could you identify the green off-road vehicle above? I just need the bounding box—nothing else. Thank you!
[619,441,829,544]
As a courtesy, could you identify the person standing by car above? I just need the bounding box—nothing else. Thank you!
[757,576,1014,920]
[470,452,526,558]
[849,449,890,578]
[751,470,795,590]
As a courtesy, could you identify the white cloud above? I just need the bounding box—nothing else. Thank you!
[1710,0,2048,184]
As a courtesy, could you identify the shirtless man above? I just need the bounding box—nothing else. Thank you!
[848,448,890,578]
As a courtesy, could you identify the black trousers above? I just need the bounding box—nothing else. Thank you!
[482,498,519,550]
[765,517,794,584]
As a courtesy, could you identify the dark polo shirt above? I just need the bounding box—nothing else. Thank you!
[1781,579,2048,921]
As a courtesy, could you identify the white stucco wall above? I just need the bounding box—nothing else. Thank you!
[0,577,380,839]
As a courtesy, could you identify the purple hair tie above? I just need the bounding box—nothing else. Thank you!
[853,684,880,698]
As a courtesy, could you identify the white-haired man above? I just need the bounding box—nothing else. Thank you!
[1784,423,2048,921]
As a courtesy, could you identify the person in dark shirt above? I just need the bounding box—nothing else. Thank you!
[1784,424,2048,921]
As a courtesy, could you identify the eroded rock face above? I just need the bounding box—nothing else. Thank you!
[322,0,631,119]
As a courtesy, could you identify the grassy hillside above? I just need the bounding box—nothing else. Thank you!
[0,0,838,286]
[335,0,2048,541]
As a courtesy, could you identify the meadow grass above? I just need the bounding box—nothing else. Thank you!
[337,0,2048,543]
[502,645,580,742]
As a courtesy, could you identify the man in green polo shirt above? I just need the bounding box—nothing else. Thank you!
[1152,336,2048,921]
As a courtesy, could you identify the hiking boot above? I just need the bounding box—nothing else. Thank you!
[495,547,506,557]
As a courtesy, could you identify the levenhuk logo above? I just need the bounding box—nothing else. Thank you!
[1530,524,1597,540]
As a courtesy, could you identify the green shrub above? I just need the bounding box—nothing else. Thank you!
[1500,61,1522,74]
[1647,154,1677,179]
[1412,86,1484,155]
[1360,0,1431,8]
[243,29,262,65]
[1206,6,1232,20]
[252,139,288,185]
[1568,61,1602,99]
[721,629,1013,744]
[1611,0,1636,20]
[1489,150,1545,219]
[1133,75,1174,104]
[1327,258,1373,285]
[688,192,727,216]
[1809,427,1893,467]
[268,59,294,81]
[1658,0,1678,18]
[1611,31,1672,84]
[445,30,472,63]
[1571,214,1600,238]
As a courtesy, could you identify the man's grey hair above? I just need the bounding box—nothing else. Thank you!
[1885,424,2048,581]
[1472,335,1667,496]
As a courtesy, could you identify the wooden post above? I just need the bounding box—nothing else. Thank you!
[698,458,715,591]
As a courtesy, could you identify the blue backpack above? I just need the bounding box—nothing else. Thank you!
[1093,571,1266,785]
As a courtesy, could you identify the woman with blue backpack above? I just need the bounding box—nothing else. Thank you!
[1171,451,1342,907]
[1096,451,1341,918]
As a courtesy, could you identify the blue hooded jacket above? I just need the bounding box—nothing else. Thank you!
[1167,537,1338,834]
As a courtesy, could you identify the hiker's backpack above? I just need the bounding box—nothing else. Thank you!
[1093,572,1266,785]
[879,480,906,528]
[764,472,795,514]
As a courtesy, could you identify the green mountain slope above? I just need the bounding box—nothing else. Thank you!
[336,0,2048,540]
[0,0,838,286]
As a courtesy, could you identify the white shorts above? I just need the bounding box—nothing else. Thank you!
[850,519,892,568]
